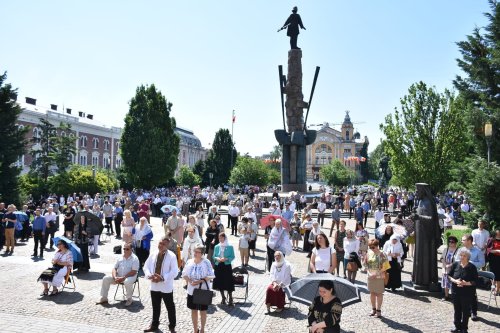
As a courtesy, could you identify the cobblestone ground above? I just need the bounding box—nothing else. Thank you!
[0,211,499,332]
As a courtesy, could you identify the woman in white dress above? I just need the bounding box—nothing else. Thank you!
[181,226,202,268]
[38,239,73,296]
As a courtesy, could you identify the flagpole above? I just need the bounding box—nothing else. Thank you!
[231,110,235,170]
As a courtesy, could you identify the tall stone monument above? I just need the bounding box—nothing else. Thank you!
[275,49,318,192]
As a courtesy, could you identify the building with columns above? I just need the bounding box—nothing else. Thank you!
[15,97,207,175]
[306,111,369,181]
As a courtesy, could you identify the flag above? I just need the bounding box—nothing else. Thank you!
[232,110,236,123]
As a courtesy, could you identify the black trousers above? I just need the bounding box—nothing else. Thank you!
[266,245,275,272]
[349,207,355,219]
[114,215,122,238]
[230,217,238,236]
[105,217,114,233]
[44,228,56,248]
[364,212,369,227]
[317,213,325,226]
[453,293,472,330]
[33,230,44,256]
[151,290,176,329]
[229,215,237,229]
[471,289,478,315]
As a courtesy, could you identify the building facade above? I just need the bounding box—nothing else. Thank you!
[15,97,207,175]
[306,111,369,181]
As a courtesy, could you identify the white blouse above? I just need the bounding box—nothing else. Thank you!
[270,262,292,287]
[182,258,215,296]
[312,246,335,272]
[343,238,360,259]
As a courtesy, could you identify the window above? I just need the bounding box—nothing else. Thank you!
[15,155,24,167]
[116,158,122,168]
[116,141,120,150]
[92,138,99,149]
[315,144,333,165]
[33,127,42,142]
[60,131,66,137]
[104,139,110,151]
[92,156,99,166]
[103,154,111,169]
[345,130,350,141]
[79,155,87,166]
[80,136,87,148]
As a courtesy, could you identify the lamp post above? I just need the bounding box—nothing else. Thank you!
[107,157,111,191]
[209,172,213,189]
[92,166,96,180]
[485,121,493,166]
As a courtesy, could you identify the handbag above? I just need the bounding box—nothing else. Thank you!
[347,261,358,272]
[233,273,244,285]
[192,280,214,306]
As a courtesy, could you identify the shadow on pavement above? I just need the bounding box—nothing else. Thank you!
[74,271,105,280]
[39,292,84,305]
[380,316,424,332]
[477,315,500,329]
[246,266,265,274]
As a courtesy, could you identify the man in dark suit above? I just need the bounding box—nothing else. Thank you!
[279,6,306,49]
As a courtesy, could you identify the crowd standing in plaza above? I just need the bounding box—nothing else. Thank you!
[0,184,498,332]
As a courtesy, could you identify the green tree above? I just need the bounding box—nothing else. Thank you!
[267,168,281,185]
[229,157,269,187]
[175,165,201,187]
[121,84,180,189]
[207,129,237,185]
[30,118,56,184]
[320,159,355,187]
[380,82,468,191]
[0,72,28,204]
[50,122,76,173]
[368,142,386,180]
[463,157,500,230]
[454,0,500,163]
[48,165,118,195]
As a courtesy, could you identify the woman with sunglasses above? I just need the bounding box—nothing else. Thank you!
[37,239,73,296]
[440,236,459,301]
[182,244,215,333]
[364,238,390,318]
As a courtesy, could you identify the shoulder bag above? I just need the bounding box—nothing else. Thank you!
[193,280,214,306]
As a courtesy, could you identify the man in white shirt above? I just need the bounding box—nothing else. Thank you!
[460,200,471,213]
[227,201,240,234]
[471,219,490,256]
[244,206,257,224]
[44,206,58,249]
[374,206,385,229]
[97,244,139,306]
[143,237,179,333]
[317,200,327,227]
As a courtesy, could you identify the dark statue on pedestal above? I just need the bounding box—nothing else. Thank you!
[278,6,306,50]
[275,8,319,193]
[412,183,442,291]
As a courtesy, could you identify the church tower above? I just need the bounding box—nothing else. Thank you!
[341,110,354,142]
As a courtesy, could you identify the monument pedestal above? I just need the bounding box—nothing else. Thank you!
[403,281,442,297]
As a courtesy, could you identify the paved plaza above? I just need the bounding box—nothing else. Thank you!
[0,211,498,333]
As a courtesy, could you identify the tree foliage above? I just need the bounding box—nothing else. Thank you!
[380,82,468,191]
[320,159,355,187]
[206,129,237,185]
[0,72,28,204]
[50,122,76,173]
[359,140,369,183]
[454,0,500,163]
[30,118,56,183]
[121,84,179,189]
[229,157,270,187]
[175,165,201,187]
[464,157,500,230]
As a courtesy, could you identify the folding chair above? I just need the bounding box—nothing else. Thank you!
[62,268,76,292]
[114,276,140,301]
[232,266,249,304]
[479,271,498,309]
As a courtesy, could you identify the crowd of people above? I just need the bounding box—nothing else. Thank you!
[0,185,498,333]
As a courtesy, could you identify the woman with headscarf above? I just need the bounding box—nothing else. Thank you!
[213,232,235,306]
[378,225,394,249]
[38,239,73,296]
[185,215,201,241]
[181,226,202,268]
[133,217,153,269]
[268,219,292,268]
[265,250,291,313]
[74,214,90,272]
[383,234,403,291]
[195,205,206,237]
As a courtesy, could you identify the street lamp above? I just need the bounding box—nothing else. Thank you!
[485,121,493,166]
[107,157,111,191]
[92,166,96,180]
[209,172,213,189]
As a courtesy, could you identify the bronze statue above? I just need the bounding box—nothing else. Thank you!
[278,6,306,50]
[412,183,441,291]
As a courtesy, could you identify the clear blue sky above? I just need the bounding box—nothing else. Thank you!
[1,0,490,156]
